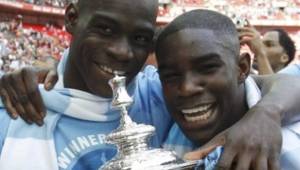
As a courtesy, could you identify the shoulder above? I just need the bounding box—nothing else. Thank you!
[279,64,300,76]
[137,65,160,82]
[136,65,162,95]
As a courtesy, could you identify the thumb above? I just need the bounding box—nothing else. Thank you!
[184,131,227,160]
[44,70,58,91]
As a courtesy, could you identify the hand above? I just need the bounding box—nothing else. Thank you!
[238,25,265,56]
[184,105,282,170]
[0,67,58,126]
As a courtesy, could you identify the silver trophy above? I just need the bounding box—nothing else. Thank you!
[101,75,199,170]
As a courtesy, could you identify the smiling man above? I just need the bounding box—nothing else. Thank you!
[63,0,157,98]
[0,0,173,169]
[1,1,300,170]
[156,9,300,170]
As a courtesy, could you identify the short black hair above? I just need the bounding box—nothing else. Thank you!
[77,0,159,13]
[156,9,240,57]
[271,28,296,65]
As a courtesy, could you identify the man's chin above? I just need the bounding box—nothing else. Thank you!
[184,131,216,145]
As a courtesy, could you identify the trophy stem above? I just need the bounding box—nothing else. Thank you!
[120,106,133,127]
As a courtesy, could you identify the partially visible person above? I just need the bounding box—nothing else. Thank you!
[156,9,300,170]
[239,26,296,74]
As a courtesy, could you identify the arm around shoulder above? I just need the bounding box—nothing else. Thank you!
[252,74,300,124]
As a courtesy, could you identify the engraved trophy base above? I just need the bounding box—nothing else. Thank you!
[101,121,199,170]
[101,148,198,170]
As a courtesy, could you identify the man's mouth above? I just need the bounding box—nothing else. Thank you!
[181,103,215,122]
[96,64,126,76]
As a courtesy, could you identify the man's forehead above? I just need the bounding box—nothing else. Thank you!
[163,29,229,52]
[159,28,238,63]
[263,31,279,42]
[80,0,157,25]
[81,0,157,15]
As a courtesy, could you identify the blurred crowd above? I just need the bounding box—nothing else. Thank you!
[0,0,299,74]
[0,17,70,74]
[158,0,300,58]
[2,0,300,20]
[159,0,300,21]
[2,0,75,8]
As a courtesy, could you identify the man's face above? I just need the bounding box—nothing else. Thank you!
[69,0,157,97]
[158,29,240,144]
[262,31,286,70]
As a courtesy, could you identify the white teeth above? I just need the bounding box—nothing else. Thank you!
[184,110,213,122]
[182,104,211,114]
[181,104,214,122]
[99,65,125,75]
[113,70,126,75]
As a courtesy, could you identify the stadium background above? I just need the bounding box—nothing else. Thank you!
[0,0,299,72]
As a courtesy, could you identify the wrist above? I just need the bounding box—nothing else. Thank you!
[255,49,267,59]
[253,102,282,124]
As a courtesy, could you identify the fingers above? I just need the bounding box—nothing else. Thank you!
[184,130,226,160]
[237,27,256,33]
[254,154,268,170]
[13,70,45,125]
[239,33,255,44]
[0,81,18,119]
[22,68,46,124]
[234,153,252,170]
[2,73,33,124]
[184,142,221,160]
[0,67,46,126]
[216,150,273,170]
[44,70,58,90]
[268,153,280,170]
[215,146,237,170]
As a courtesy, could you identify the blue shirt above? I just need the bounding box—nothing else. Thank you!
[0,65,173,170]
[279,63,300,76]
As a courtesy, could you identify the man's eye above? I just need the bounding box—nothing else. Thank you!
[264,42,274,48]
[97,25,113,35]
[161,73,181,82]
[197,64,220,74]
[134,35,151,45]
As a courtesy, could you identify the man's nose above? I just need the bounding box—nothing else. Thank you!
[178,76,204,97]
[107,37,134,61]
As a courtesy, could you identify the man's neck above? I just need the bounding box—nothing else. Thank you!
[228,83,249,126]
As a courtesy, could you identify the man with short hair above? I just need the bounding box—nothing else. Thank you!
[0,0,174,169]
[239,26,296,74]
[156,9,300,170]
[1,1,300,170]
[263,29,296,70]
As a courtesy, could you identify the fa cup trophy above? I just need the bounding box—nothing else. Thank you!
[101,75,199,170]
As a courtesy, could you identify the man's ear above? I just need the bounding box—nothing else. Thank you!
[238,53,251,84]
[65,3,78,35]
[280,54,289,64]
